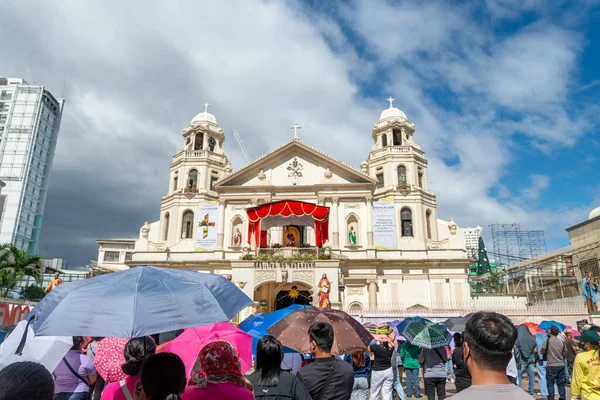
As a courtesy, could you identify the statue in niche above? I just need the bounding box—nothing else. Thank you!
[348,225,357,245]
[208,136,216,152]
[448,218,457,236]
[232,228,242,247]
[286,232,296,247]
[318,273,331,308]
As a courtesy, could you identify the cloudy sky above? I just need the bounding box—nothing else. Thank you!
[1,0,599,267]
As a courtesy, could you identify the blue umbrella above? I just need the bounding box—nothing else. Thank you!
[239,304,312,355]
[28,266,252,338]
[539,320,566,332]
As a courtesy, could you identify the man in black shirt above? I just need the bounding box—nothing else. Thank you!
[297,322,354,400]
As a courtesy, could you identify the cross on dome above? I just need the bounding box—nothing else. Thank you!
[387,96,395,108]
[291,123,301,139]
[203,102,210,113]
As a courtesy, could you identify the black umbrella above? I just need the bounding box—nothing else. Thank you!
[443,317,466,332]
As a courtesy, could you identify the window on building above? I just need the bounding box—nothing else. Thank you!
[172,176,178,192]
[426,209,432,240]
[194,134,203,151]
[397,165,407,186]
[376,173,384,189]
[401,208,413,237]
[210,171,219,190]
[104,251,120,263]
[124,252,133,262]
[381,134,387,147]
[181,210,194,239]
[187,169,198,191]
[418,170,424,187]
[164,212,170,241]
[392,129,402,145]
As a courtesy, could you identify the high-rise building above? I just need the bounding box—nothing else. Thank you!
[0,78,64,253]
[463,226,483,259]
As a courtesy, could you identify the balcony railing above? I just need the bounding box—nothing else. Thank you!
[370,146,411,159]
[183,187,199,194]
[172,150,227,164]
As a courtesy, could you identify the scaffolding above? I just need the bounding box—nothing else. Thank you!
[490,223,548,270]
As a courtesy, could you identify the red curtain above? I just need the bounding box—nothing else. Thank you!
[247,200,330,247]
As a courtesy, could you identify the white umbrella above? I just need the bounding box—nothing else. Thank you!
[0,319,72,373]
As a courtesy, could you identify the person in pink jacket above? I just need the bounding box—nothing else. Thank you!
[183,340,254,400]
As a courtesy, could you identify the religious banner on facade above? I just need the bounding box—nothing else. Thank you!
[372,200,398,250]
[195,203,218,251]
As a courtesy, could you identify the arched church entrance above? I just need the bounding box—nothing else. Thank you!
[254,282,313,313]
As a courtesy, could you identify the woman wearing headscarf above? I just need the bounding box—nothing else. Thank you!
[514,324,536,395]
[182,340,254,400]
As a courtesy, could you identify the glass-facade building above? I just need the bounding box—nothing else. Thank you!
[0,78,64,253]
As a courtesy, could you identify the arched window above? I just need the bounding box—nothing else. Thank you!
[172,175,178,192]
[181,210,194,239]
[392,129,402,145]
[194,134,203,150]
[381,134,387,147]
[188,169,198,190]
[397,165,407,186]
[418,169,424,187]
[401,207,413,237]
[163,212,170,241]
[426,209,432,240]
[348,302,363,316]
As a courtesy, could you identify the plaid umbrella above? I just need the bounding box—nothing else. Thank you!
[401,320,451,349]
[267,308,372,355]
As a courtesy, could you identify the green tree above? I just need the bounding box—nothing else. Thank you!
[21,284,47,301]
[481,270,504,293]
[0,244,42,297]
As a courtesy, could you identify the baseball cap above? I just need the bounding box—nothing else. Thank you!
[575,329,600,344]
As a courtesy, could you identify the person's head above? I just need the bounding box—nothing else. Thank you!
[351,350,365,368]
[587,271,592,278]
[308,322,334,356]
[550,326,560,337]
[255,336,284,386]
[140,353,186,400]
[463,312,517,376]
[71,336,85,351]
[92,337,104,342]
[453,332,464,347]
[322,273,327,279]
[589,325,600,333]
[0,362,54,400]
[122,336,157,376]
[54,272,60,279]
[189,340,247,389]
[575,330,600,352]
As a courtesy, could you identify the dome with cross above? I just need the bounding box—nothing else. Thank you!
[191,102,218,124]
[379,96,407,120]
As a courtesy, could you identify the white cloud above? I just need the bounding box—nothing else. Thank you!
[523,174,551,200]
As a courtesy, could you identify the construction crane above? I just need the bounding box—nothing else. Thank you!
[231,129,253,164]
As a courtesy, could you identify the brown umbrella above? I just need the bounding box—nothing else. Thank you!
[266,308,372,355]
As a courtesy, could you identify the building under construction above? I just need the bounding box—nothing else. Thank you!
[475,210,600,305]
[490,223,547,269]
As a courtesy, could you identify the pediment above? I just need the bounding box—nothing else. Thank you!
[216,139,375,188]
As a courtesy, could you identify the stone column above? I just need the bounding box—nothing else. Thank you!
[331,197,339,248]
[217,199,226,249]
[365,196,374,247]
[367,279,378,311]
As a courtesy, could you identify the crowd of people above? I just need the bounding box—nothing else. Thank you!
[0,311,599,400]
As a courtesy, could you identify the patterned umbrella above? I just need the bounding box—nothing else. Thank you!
[267,308,372,355]
[94,337,128,383]
[400,320,451,349]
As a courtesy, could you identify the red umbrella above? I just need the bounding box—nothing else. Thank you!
[267,308,372,355]
[95,337,128,383]
[522,322,544,336]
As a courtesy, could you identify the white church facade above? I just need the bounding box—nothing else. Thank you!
[95,100,474,319]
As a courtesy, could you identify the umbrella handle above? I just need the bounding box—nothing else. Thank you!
[15,315,36,356]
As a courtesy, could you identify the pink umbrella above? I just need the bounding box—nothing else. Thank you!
[159,322,252,378]
[95,337,129,383]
